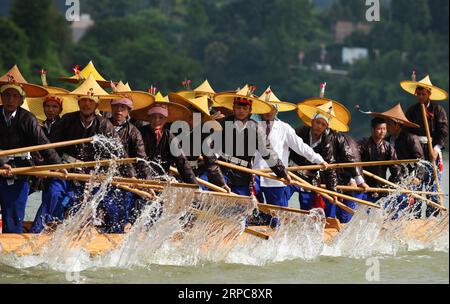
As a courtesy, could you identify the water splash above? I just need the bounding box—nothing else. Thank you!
[0,150,448,272]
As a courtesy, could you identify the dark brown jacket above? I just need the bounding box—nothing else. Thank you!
[140,125,198,185]
[216,116,287,187]
[330,131,362,185]
[111,119,147,178]
[0,106,61,169]
[50,111,133,176]
[406,102,448,160]
[386,130,425,180]
[290,126,337,192]
[173,124,226,187]
[358,137,401,188]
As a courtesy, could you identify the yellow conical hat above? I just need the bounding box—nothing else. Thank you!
[194,79,216,95]
[169,92,211,117]
[154,92,165,102]
[131,91,192,124]
[298,100,349,132]
[0,65,48,98]
[168,92,222,130]
[98,80,154,112]
[259,86,297,112]
[25,87,79,122]
[400,75,448,101]
[213,86,273,114]
[59,61,111,88]
[60,73,120,102]
[116,81,132,92]
[298,97,351,128]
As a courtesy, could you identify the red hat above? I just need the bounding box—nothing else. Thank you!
[43,95,63,108]
[233,96,253,106]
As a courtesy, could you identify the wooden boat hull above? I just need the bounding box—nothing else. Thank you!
[0,226,341,257]
[0,218,441,257]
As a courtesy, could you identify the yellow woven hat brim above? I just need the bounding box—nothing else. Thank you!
[169,92,211,116]
[213,92,273,114]
[25,86,79,122]
[297,97,351,128]
[131,102,192,123]
[98,91,155,112]
[298,103,349,132]
[0,82,48,99]
[267,101,297,112]
[400,81,448,101]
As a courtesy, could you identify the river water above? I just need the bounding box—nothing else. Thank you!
[0,161,448,284]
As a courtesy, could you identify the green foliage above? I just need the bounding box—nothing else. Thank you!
[0,16,30,74]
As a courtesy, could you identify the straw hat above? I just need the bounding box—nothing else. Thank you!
[98,81,155,112]
[259,86,297,112]
[0,65,48,99]
[178,79,216,96]
[213,86,273,114]
[131,92,192,123]
[59,73,121,102]
[359,103,420,129]
[25,87,79,122]
[168,92,222,130]
[400,75,448,101]
[297,97,351,128]
[59,61,112,88]
[298,101,349,132]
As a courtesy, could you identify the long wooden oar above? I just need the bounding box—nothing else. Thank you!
[257,203,310,215]
[112,177,199,189]
[330,185,447,197]
[362,170,446,211]
[169,167,228,193]
[214,159,380,209]
[0,158,138,175]
[261,159,419,173]
[0,138,93,157]
[288,172,355,215]
[420,103,444,205]
[116,184,155,201]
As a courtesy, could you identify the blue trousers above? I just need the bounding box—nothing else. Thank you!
[335,192,366,224]
[30,179,68,233]
[66,182,133,233]
[0,179,29,233]
[253,175,290,207]
[288,185,336,218]
[98,189,133,233]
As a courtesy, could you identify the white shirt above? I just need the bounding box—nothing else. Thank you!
[253,120,325,188]
[2,108,17,127]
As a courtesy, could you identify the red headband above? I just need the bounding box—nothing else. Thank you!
[233,96,253,106]
[44,95,63,108]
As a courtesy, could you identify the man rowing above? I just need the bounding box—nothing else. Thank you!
[358,117,401,203]
[50,74,133,233]
[299,92,369,223]
[169,92,229,192]
[131,98,199,185]
[0,65,63,233]
[212,86,292,196]
[29,93,78,233]
[253,87,327,209]
[290,97,343,217]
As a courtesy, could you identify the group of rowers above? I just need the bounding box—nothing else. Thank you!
[0,63,448,234]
